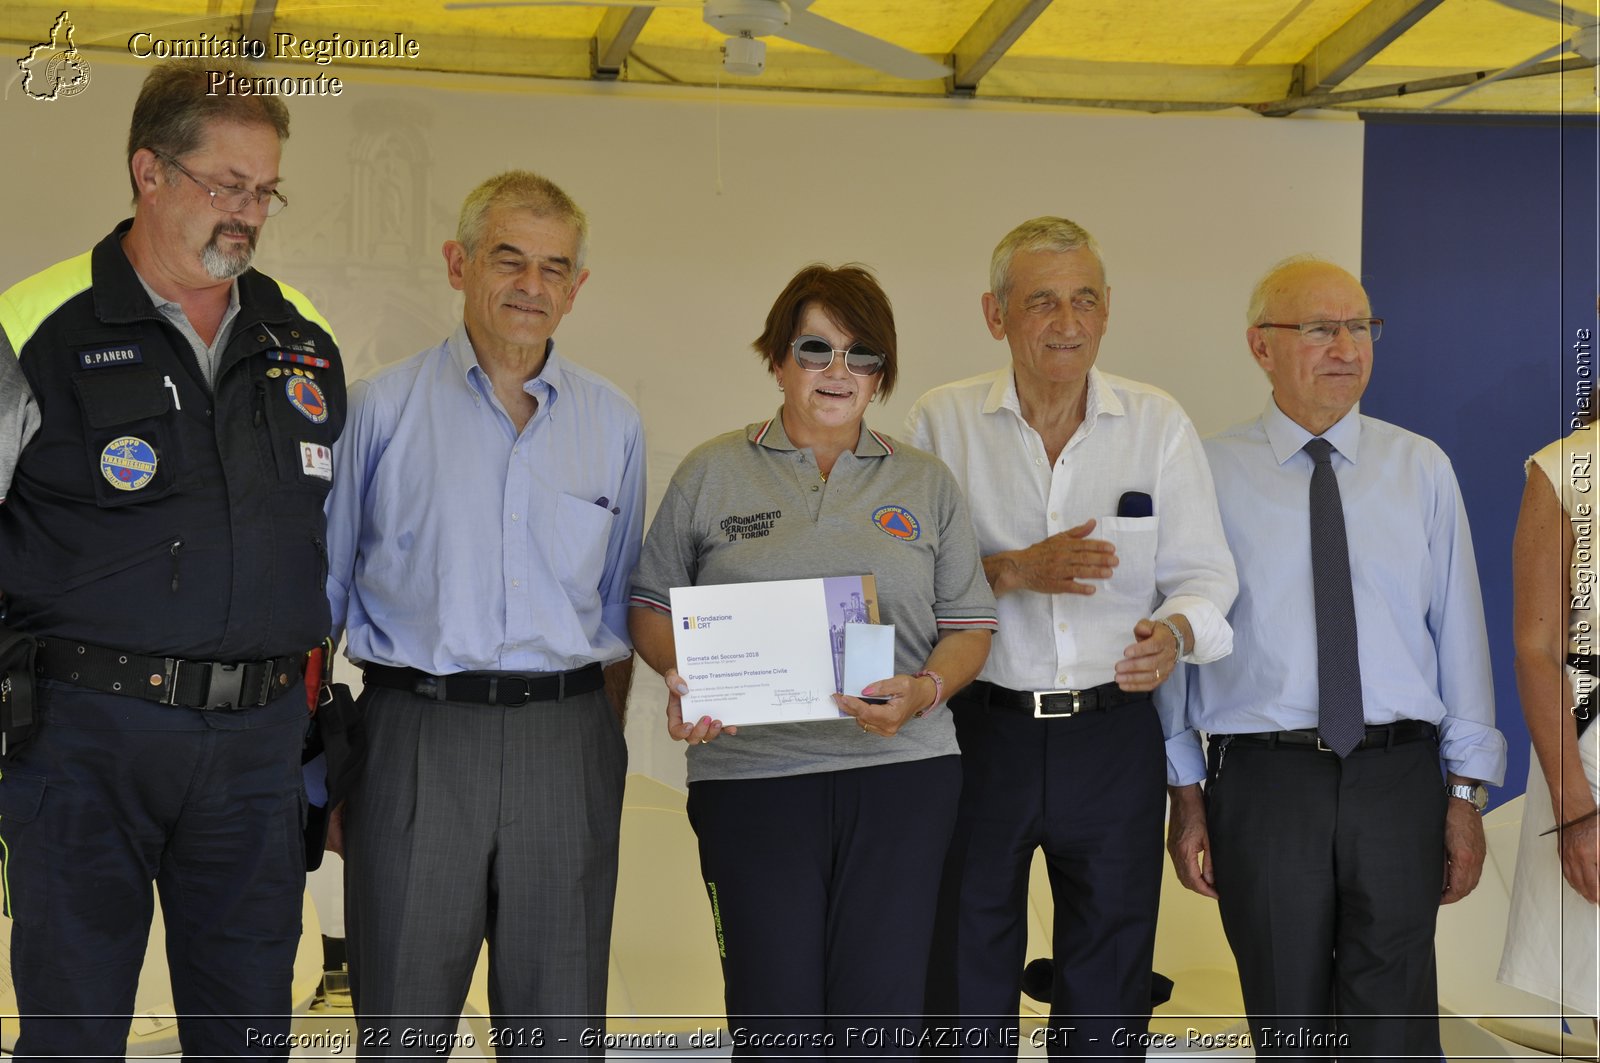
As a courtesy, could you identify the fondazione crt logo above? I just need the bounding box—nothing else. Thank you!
[681,614,734,631]
[17,11,91,102]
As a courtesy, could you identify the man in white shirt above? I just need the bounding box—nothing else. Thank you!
[907,217,1237,1057]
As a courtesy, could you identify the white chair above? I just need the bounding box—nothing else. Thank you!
[1436,795,1596,1060]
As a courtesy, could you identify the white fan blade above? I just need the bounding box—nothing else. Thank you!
[779,9,950,79]
[1488,0,1592,28]
[1429,38,1572,106]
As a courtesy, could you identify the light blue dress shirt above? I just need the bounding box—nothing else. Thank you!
[325,323,645,674]
[1168,400,1505,787]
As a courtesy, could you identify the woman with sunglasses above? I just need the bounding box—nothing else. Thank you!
[629,263,996,1054]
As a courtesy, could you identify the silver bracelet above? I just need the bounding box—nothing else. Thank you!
[1156,617,1187,661]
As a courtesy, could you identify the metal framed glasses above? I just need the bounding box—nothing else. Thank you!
[789,335,885,377]
[154,151,288,216]
[1256,318,1383,345]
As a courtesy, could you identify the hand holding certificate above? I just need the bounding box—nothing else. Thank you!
[670,576,893,727]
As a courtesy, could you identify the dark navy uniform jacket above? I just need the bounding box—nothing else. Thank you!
[0,220,346,660]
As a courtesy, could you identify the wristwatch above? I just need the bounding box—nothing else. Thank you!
[1446,782,1488,812]
[1155,617,1187,661]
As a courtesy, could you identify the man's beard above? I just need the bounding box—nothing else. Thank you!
[200,221,258,280]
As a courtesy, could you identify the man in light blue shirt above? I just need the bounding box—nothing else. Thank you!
[323,170,644,1055]
[1166,256,1504,1058]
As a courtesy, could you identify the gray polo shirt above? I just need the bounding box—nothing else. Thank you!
[631,411,997,783]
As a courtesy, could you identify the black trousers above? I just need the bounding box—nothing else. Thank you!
[1207,734,1447,1060]
[929,693,1166,1059]
[687,756,962,1058]
[0,679,308,1060]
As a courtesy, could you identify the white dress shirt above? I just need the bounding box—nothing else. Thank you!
[907,367,1237,698]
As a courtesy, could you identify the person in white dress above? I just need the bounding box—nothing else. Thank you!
[1499,418,1600,1020]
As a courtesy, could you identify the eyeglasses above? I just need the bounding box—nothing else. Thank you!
[1256,318,1383,345]
[789,335,886,377]
[154,151,288,216]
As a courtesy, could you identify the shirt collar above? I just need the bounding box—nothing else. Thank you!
[984,366,1124,426]
[96,219,267,328]
[1084,368,1123,421]
[133,268,239,321]
[982,369,1015,415]
[1262,397,1362,466]
[747,408,895,458]
[450,322,564,408]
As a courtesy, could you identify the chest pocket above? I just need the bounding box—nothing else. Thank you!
[256,370,338,493]
[73,368,181,507]
[551,492,614,607]
[1095,514,1160,611]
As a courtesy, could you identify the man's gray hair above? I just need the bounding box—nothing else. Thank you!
[989,217,1107,309]
[456,170,589,269]
[1246,253,1345,325]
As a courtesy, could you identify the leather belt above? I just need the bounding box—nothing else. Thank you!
[35,635,304,711]
[363,662,604,706]
[1215,720,1437,753]
[961,679,1148,719]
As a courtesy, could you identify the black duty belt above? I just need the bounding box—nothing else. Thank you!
[1215,720,1437,753]
[961,678,1148,719]
[363,662,604,706]
[35,636,304,711]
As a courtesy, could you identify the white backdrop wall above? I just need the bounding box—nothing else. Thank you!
[2,57,1364,786]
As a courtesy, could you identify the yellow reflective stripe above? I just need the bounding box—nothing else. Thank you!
[273,279,338,347]
[0,250,94,357]
[0,768,11,921]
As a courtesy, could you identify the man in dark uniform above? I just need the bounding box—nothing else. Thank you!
[0,59,343,1058]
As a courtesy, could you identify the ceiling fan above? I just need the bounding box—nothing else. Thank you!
[442,0,950,79]
[1431,0,1598,106]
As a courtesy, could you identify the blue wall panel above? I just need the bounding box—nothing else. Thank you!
[1361,116,1598,809]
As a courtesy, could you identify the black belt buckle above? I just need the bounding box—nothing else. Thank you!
[188,660,267,711]
[489,676,531,707]
[1033,689,1084,718]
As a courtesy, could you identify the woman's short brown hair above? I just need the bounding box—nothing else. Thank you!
[752,264,898,399]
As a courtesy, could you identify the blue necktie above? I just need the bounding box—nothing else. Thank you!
[1304,437,1364,757]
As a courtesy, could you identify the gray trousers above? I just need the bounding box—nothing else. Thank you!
[344,683,626,1057]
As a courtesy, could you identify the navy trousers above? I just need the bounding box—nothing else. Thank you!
[688,756,962,1058]
[929,694,1165,1059]
[0,678,308,1060]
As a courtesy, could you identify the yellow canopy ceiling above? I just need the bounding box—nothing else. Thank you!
[4,0,1596,114]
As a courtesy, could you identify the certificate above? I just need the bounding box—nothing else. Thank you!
[671,575,881,725]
